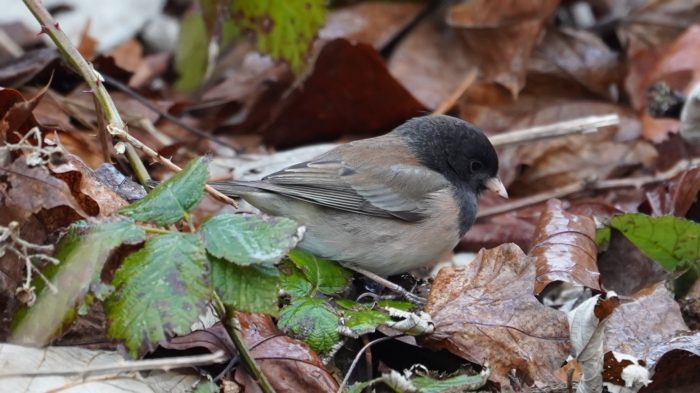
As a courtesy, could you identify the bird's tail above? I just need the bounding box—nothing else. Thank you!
[146,179,260,198]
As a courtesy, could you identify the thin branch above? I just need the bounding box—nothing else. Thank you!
[346,265,426,304]
[22,0,149,184]
[432,68,478,115]
[0,350,227,378]
[477,158,700,218]
[489,114,620,147]
[108,125,238,207]
[211,293,276,393]
[337,335,400,393]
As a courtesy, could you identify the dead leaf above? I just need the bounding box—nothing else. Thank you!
[50,153,128,217]
[0,48,59,88]
[256,38,426,148]
[447,0,560,97]
[641,331,700,392]
[234,312,339,393]
[598,229,669,296]
[388,12,474,109]
[0,157,87,227]
[0,86,45,140]
[529,28,622,99]
[645,167,700,217]
[424,243,570,389]
[320,1,423,50]
[529,199,601,294]
[605,282,689,358]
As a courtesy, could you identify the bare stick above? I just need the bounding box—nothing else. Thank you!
[337,335,399,393]
[108,125,238,207]
[0,350,227,378]
[489,114,620,147]
[432,68,478,115]
[22,0,149,184]
[478,158,700,218]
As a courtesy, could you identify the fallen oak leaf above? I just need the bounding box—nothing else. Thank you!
[529,199,601,295]
[424,243,570,390]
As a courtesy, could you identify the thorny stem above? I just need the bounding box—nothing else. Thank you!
[21,0,149,184]
[212,293,277,393]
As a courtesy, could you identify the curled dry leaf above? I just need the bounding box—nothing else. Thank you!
[424,243,570,389]
[528,199,601,295]
[605,282,689,359]
[234,312,338,393]
[50,153,128,217]
[645,167,700,217]
[0,85,45,140]
[257,38,426,148]
[447,0,560,97]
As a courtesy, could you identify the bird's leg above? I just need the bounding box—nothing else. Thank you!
[347,266,426,305]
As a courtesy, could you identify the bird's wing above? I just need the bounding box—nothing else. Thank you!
[254,147,450,221]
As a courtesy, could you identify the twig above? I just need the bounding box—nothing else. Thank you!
[489,114,620,147]
[477,158,700,218]
[212,293,276,393]
[432,68,478,115]
[22,0,150,184]
[102,75,242,153]
[0,350,227,378]
[108,125,238,207]
[337,335,399,393]
[346,266,426,304]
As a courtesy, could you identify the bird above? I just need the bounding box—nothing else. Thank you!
[210,115,507,277]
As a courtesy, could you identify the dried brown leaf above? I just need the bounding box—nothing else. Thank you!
[605,282,689,358]
[641,331,700,392]
[645,167,700,217]
[447,0,560,97]
[529,199,601,294]
[424,243,570,389]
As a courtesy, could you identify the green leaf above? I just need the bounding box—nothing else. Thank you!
[210,255,280,314]
[200,213,302,266]
[105,233,210,357]
[343,309,392,336]
[120,157,208,225]
[596,226,611,249]
[280,261,313,298]
[610,214,700,271]
[11,219,145,345]
[229,0,326,72]
[174,13,210,91]
[412,372,489,393]
[277,297,340,353]
[288,249,351,295]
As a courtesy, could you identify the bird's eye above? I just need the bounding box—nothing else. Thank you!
[470,160,483,172]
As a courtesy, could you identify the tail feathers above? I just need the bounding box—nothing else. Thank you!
[208,180,262,197]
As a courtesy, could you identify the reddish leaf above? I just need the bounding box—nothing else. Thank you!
[645,167,700,217]
[529,199,601,294]
[447,0,560,96]
[0,87,44,141]
[257,38,426,148]
[605,282,689,358]
[424,243,570,389]
[640,332,700,392]
[234,312,338,393]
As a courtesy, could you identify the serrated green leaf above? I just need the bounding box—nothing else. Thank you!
[210,255,280,314]
[11,218,144,346]
[277,297,340,353]
[288,249,351,295]
[120,157,208,225]
[174,13,210,91]
[105,233,210,357]
[610,214,700,271]
[343,309,392,336]
[200,213,302,266]
[229,0,326,72]
[280,261,312,298]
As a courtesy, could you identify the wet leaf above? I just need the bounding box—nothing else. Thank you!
[277,297,340,353]
[424,243,570,388]
[610,214,700,272]
[105,233,210,357]
[11,218,145,346]
[210,256,280,314]
[120,156,208,226]
[529,199,601,294]
[235,312,338,392]
[288,249,352,295]
[642,332,700,392]
[200,213,302,266]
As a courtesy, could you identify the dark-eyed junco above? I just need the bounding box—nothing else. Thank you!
[211,115,506,276]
